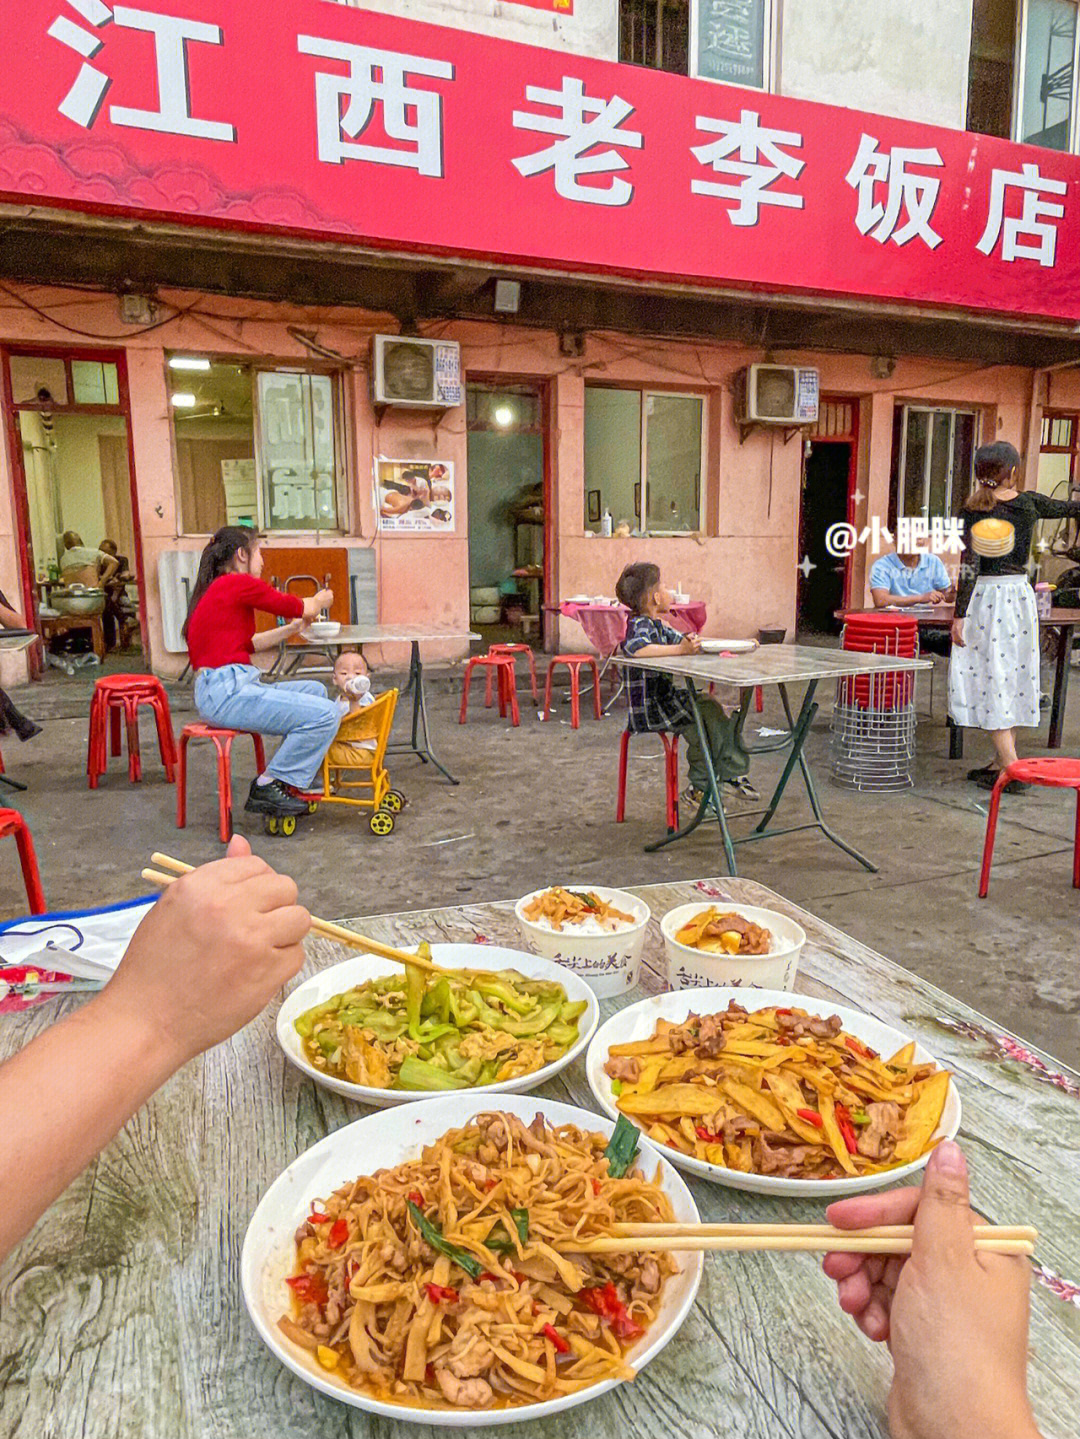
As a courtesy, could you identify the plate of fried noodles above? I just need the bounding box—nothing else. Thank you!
[242,1094,702,1423]
[277,944,599,1106]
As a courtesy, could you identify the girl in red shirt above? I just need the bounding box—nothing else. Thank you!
[184,528,339,818]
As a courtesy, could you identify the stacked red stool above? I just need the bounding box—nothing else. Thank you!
[87,675,177,788]
[0,807,46,913]
[176,723,268,843]
[979,757,1080,897]
[838,612,919,709]
[485,643,539,705]
[542,655,602,730]
[460,654,520,727]
[616,730,680,832]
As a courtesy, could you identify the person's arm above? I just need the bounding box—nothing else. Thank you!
[823,1142,1042,1439]
[1027,490,1080,521]
[98,554,120,584]
[0,837,310,1262]
[631,637,701,657]
[952,514,979,645]
[0,595,25,629]
[871,589,930,608]
[250,615,308,651]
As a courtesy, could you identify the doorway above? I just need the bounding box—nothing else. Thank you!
[1,347,147,664]
[465,382,547,648]
[797,398,859,636]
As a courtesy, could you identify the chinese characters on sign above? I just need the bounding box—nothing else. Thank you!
[9,0,1080,319]
[825,517,965,559]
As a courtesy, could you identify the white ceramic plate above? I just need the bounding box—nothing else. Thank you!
[277,943,599,1107]
[242,1093,703,1426]
[586,987,961,1197]
[698,638,758,654]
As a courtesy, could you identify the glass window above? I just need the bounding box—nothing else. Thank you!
[898,407,977,520]
[620,0,690,74]
[693,0,772,88]
[8,355,69,406]
[1019,0,1078,149]
[70,360,120,406]
[168,357,344,534]
[584,387,704,534]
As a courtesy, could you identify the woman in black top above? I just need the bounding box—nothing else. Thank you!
[949,441,1080,791]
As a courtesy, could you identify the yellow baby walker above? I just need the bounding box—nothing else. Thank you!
[263,688,406,837]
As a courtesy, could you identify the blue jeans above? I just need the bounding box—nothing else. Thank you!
[194,664,339,790]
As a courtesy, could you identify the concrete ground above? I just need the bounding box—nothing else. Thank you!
[1,653,1078,1065]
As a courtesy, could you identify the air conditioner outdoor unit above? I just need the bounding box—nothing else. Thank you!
[735,364,820,425]
[371,335,463,409]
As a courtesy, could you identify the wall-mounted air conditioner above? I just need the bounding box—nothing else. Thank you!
[735,364,820,425]
[371,336,463,409]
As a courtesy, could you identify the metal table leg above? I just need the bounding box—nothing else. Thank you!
[644,680,738,874]
[1048,622,1074,750]
[0,772,28,793]
[386,641,459,785]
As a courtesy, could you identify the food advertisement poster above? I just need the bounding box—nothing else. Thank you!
[376,459,455,533]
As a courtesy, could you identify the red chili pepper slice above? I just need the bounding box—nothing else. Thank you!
[407,1191,425,1207]
[542,1323,570,1354]
[695,1125,722,1143]
[477,1271,500,1285]
[579,1281,642,1339]
[591,1178,603,1196]
[834,1103,859,1155]
[610,1311,644,1341]
[327,1217,349,1249]
[845,1036,879,1060]
[285,1271,328,1306]
[510,1271,530,1286]
[308,1211,330,1224]
[531,1299,542,1316]
[425,1283,459,1305]
[797,1108,825,1129]
[774,1008,793,1016]
[484,1177,498,1191]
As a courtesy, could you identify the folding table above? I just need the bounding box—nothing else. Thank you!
[612,645,931,874]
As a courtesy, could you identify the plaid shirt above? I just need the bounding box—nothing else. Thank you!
[622,614,694,734]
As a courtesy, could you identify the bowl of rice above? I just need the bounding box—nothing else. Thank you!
[515,885,651,998]
[661,901,805,992]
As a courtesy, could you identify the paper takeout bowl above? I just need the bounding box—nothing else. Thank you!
[661,901,805,991]
[515,885,650,998]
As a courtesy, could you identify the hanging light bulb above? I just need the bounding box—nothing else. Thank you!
[494,404,514,427]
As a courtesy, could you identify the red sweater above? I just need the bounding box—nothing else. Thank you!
[186,573,304,670]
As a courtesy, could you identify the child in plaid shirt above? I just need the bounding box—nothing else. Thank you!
[617,561,754,803]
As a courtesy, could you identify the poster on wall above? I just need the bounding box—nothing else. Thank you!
[376,459,455,533]
[694,0,768,88]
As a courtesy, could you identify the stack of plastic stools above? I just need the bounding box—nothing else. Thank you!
[87,675,177,788]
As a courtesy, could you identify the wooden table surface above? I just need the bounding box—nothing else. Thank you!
[1,877,1076,1439]
[612,644,932,688]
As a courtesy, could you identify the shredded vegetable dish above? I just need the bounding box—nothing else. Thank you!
[674,908,772,955]
[522,887,638,933]
[295,954,587,1091]
[604,1000,951,1180]
[278,1111,676,1409]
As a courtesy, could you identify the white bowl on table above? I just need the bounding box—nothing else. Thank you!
[276,942,598,1107]
[514,886,651,998]
[306,620,341,640]
[661,901,805,991]
[241,1091,703,1425]
[586,987,961,1196]
[698,638,758,655]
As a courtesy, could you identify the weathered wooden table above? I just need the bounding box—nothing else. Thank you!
[1,877,1077,1439]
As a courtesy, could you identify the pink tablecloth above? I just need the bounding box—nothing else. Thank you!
[559,601,708,654]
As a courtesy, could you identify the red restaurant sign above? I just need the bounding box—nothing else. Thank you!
[2,0,1079,322]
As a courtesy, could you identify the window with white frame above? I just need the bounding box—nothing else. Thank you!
[1017,0,1078,148]
[584,387,705,535]
[167,356,346,535]
[619,0,773,88]
[895,406,978,521]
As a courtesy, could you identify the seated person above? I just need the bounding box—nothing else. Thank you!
[0,587,41,743]
[870,548,955,608]
[59,530,119,589]
[331,650,377,757]
[98,539,136,650]
[617,560,756,804]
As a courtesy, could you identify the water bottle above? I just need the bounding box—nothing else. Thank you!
[1035,581,1053,619]
[601,507,613,537]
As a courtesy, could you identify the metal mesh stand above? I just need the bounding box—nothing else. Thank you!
[830,698,917,791]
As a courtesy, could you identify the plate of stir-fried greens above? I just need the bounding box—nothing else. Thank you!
[277,944,599,1106]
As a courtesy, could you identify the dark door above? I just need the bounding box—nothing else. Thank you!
[798,440,853,635]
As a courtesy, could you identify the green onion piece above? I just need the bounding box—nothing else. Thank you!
[604,1114,640,1178]
[407,1201,482,1279]
[485,1207,529,1253]
[610,1078,624,1097]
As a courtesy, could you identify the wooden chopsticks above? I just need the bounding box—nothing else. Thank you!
[143,852,442,974]
[572,1221,1036,1257]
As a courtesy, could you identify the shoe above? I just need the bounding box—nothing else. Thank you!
[681,784,720,816]
[1002,780,1030,795]
[726,776,760,801]
[972,769,1027,793]
[244,777,308,816]
[967,765,998,782]
[15,721,42,743]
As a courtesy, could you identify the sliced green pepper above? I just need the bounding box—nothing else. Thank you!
[407,1201,482,1278]
[396,1055,473,1090]
[604,1114,640,1178]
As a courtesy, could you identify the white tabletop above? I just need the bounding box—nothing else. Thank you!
[286,624,481,648]
[612,643,932,688]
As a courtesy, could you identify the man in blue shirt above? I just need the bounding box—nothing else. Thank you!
[869,549,954,607]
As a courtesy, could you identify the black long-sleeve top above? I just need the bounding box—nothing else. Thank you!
[954,491,1080,617]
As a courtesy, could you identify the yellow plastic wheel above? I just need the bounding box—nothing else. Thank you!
[382,790,406,813]
[264,815,279,835]
[369,809,395,836]
[280,814,297,837]
[307,801,319,815]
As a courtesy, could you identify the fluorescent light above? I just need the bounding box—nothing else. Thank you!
[168,356,211,371]
[494,404,514,427]
[170,392,197,408]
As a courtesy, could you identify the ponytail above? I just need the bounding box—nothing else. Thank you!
[182,526,261,639]
[965,441,1021,514]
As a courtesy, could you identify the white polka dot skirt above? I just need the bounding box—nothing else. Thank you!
[948,574,1039,730]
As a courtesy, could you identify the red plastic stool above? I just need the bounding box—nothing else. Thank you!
[979,758,1080,897]
[486,643,539,704]
[176,723,268,843]
[87,675,177,788]
[0,807,46,914]
[617,730,680,832]
[460,655,520,726]
[542,655,602,729]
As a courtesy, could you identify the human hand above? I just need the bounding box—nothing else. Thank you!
[103,837,311,1065]
[824,1142,1039,1439]
[950,617,965,647]
[928,591,944,604]
[680,633,702,654]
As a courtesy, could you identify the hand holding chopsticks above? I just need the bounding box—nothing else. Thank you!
[143,853,443,974]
